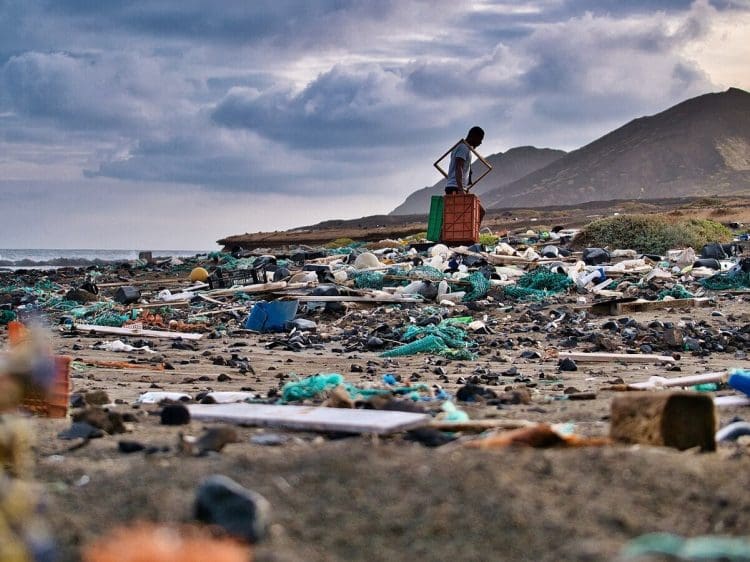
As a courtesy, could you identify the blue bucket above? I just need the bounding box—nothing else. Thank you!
[243,300,299,332]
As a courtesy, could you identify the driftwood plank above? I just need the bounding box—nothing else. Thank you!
[187,403,429,435]
[559,351,675,363]
[591,297,711,315]
[72,323,203,340]
[627,371,726,390]
[292,295,423,303]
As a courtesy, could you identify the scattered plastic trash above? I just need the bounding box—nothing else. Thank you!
[96,339,156,354]
[728,369,750,396]
[136,392,192,404]
[716,421,750,442]
[440,401,469,422]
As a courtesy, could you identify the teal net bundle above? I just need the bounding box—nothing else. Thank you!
[0,310,16,324]
[701,271,750,291]
[88,312,132,327]
[657,284,694,300]
[503,269,572,301]
[408,265,445,281]
[353,271,385,290]
[280,373,431,403]
[0,278,67,312]
[381,321,476,360]
[463,271,490,301]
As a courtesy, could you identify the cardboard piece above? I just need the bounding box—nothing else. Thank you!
[187,403,429,435]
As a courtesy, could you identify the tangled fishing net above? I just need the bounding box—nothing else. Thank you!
[657,284,694,300]
[503,269,572,301]
[701,271,750,291]
[381,321,476,360]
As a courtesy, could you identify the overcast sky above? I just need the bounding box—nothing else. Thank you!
[1,0,748,250]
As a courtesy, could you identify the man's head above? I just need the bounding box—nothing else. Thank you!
[466,126,484,148]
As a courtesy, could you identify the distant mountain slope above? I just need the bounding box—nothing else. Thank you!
[390,146,566,215]
[482,87,750,209]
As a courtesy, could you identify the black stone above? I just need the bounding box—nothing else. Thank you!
[160,404,191,426]
[558,357,578,371]
[58,422,104,440]
[118,440,146,454]
[405,428,457,447]
[194,474,271,544]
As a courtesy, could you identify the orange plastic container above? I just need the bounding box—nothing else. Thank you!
[5,321,71,418]
[20,355,72,418]
[7,320,29,346]
[441,193,481,244]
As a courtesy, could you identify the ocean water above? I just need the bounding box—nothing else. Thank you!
[0,249,213,269]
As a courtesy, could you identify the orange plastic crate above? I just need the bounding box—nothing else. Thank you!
[5,321,71,418]
[441,193,481,244]
[21,355,71,418]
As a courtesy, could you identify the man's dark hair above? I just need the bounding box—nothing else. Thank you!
[468,126,484,139]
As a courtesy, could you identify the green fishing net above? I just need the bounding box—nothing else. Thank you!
[89,312,131,327]
[353,271,385,290]
[408,266,445,281]
[657,284,694,300]
[280,373,432,403]
[463,271,490,301]
[0,310,16,324]
[503,269,572,301]
[381,335,476,360]
[381,321,476,360]
[701,271,750,290]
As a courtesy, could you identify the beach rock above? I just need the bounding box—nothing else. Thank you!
[84,390,110,406]
[161,404,191,426]
[558,358,578,371]
[58,422,104,440]
[195,426,240,454]
[456,384,495,402]
[72,408,125,434]
[405,428,457,447]
[64,288,98,303]
[366,336,384,350]
[194,474,271,544]
[683,337,703,352]
[118,440,147,454]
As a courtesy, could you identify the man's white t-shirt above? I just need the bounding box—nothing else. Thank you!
[446,141,471,189]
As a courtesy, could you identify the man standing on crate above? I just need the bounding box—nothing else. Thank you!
[445,126,485,221]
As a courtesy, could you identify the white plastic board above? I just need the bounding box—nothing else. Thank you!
[187,403,430,435]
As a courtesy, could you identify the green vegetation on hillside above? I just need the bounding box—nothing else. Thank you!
[572,215,732,254]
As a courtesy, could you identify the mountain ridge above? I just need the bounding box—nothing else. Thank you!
[480,87,750,209]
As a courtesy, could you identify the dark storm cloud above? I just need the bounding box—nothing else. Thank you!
[0,50,174,132]
[210,1,717,152]
[38,0,455,51]
[0,0,742,198]
[211,65,446,149]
